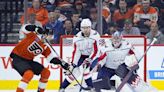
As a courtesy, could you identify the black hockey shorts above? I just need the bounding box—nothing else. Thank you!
[11,53,44,76]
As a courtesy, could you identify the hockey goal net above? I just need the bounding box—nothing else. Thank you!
[60,35,147,84]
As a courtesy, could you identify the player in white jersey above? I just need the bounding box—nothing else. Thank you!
[59,19,100,92]
[97,31,157,92]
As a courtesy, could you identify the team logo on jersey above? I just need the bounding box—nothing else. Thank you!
[28,41,43,55]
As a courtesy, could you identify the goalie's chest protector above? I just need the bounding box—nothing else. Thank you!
[105,41,131,69]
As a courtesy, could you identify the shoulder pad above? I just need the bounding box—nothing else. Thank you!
[125,41,132,48]
[73,35,82,43]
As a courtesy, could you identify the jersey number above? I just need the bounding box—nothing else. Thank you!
[28,41,43,55]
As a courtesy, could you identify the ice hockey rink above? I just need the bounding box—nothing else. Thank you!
[0,90,126,92]
[0,84,163,92]
[1,37,164,92]
[0,90,164,92]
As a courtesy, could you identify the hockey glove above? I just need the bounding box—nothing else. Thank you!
[25,25,42,33]
[64,65,74,75]
[64,63,77,75]
[50,57,70,70]
[82,58,92,68]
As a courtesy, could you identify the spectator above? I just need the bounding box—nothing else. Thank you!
[54,7,67,22]
[89,7,108,34]
[146,23,164,44]
[46,12,64,44]
[133,0,158,35]
[150,0,164,33]
[41,0,55,12]
[109,0,117,5]
[108,0,117,16]
[104,22,118,35]
[133,0,142,11]
[71,11,80,33]
[115,0,137,8]
[56,0,74,19]
[74,0,88,18]
[54,7,61,19]
[113,0,134,28]
[61,19,76,35]
[19,13,42,40]
[83,0,96,8]
[102,0,111,23]
[20,0,49,26]
[124,0,137,8]
[57,0,72,8]
[121,19,141,35]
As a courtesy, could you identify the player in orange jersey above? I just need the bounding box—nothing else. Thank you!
[10,25,72,92]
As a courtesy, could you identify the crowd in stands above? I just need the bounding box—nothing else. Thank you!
[19,0,164,44]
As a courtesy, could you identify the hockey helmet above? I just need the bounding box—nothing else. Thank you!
[111,31,123,48]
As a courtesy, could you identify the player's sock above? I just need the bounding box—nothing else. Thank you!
[38,68,50,92]
[16,88,24,92]
[16,70,34,92]
[85,78,93,88]
[60,79,70,89]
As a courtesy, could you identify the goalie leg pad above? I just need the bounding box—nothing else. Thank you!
[115,63,129,78]
[115,63,138,84]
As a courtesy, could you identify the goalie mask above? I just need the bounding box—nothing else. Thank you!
[111,31,123,48]
[80,18,92,37]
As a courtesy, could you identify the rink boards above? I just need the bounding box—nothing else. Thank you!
[0,45,164,90]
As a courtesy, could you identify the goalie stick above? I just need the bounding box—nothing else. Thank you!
[116,38,157,92]
[45,39,91,91]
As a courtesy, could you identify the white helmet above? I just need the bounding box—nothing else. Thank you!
[81,18,92,27]
[80,18,92,37]
[111,31,123,48]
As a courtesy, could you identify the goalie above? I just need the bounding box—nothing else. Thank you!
[96,31,157,92]
[10,25,71,92]
[59,19,100,92]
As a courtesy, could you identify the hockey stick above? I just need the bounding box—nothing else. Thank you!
[44,39,91,90]
[79,65,88,92]
[116,38,157,92]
